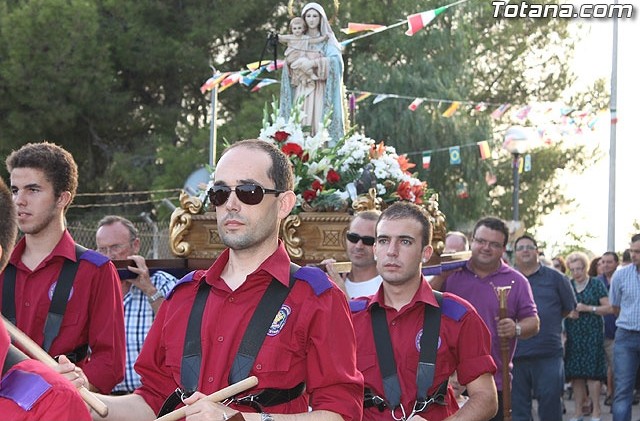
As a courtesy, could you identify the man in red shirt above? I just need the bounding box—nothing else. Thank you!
[0,177,91,420]
[0,142,125,393]
[351,201,498,420]
[87,139,363,421]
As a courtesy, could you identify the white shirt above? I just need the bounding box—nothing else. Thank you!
[345,275,383,299]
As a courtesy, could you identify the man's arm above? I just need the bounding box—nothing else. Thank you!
[183,397,345,420]
[444,373,497,421]
[90,393,156,421]
[496,315,539,340]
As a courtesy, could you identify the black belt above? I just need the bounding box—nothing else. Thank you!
[363,380,448,412]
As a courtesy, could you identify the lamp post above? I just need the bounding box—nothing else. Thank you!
[503,126,534,223]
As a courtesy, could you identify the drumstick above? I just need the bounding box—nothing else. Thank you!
[156,376,259,421]
[1,316,109,418]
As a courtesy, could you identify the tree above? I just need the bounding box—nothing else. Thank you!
[342,0,604,230]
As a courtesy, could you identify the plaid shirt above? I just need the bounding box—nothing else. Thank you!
[610,264,640,332]
[112,270,177,393]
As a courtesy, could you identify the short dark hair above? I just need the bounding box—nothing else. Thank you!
[6,142,78,209]
[97,215,139,242]
[472,216,509,247]
[602,251,619,263]
[515,234,537,249]
[622,248,631,263]
[378,201,432,248]
[222,140,294,191]
[0,178,18,271]
[632,233,640,244]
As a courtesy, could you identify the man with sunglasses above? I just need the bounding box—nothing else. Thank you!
[511,234,575,421]
[87,139,363,421]
[322,210,382,299]
[439,217,539,421]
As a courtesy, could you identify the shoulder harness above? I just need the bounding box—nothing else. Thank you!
[157,263,307,417]
[2,244,90,361]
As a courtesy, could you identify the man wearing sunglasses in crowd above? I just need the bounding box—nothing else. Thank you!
[85,139,363,421]
[321,210,382,299]
[437,217,539,421]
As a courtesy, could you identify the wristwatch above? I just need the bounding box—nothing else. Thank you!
[592,306,597,313]
[515,323,522,338]
[147,290,163,303]
[260,413,275,421]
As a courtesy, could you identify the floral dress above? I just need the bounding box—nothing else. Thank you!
[564,277,608,380]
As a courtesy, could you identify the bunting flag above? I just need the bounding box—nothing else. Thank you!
[373,94,389,104]
[474,102,487,112]
[200,72,230,94]
[405,6,448,36]
[250,78,278,92]
[455,182,469,199]
[477,140,490,160]
[218,72,244,93]
[490,103,511,119]
[408,98,424,111]
[449,146,461,165]
[266,60,285,72]
[240,68,265,88]
[516,105,532,121]
[341,22,387,34]
[356,92,372,102]
[524,154,532,172]
[485,171,497,186]
[422,151,432,169]
[442,101,460,118]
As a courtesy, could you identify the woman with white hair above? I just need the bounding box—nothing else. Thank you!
[279,2,345,145]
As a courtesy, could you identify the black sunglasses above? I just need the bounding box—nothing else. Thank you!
[346,232,376,246]
[208,184,285,207]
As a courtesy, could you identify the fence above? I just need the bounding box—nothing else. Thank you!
[67,219,176,259]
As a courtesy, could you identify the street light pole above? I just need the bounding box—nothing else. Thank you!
[511,152,521,223]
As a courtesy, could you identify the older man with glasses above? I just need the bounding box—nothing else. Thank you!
[321,210,382,299]
[438,216,539,421]
[512,235,576,421]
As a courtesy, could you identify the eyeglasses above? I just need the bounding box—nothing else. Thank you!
[346,232,376,246]
[208,184,285,207]
[568,266,585,273]
[472,237,504,250]
[97,243,129,255]
[515,244,537,252]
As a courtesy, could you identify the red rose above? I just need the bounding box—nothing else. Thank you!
[326,169,340,184]
[273,131,290,143]
[396,181,413,201]
[303,189,317,202]
[281,143,303,158]
[311,180,324,191]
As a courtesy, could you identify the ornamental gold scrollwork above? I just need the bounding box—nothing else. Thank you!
[169,191,204,257]
[352,188,382,213]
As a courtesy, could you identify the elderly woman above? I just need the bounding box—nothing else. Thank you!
[564,251,610,421]
[279,2,345,145]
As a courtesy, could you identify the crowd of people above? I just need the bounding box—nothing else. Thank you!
[2,138,638,421]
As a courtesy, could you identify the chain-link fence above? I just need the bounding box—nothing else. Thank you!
[67,219,175,259]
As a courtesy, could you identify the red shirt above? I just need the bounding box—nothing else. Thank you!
[0,310,91,421]
[351,278,496,421]
[0,231,126,393]
[134,242,363,421]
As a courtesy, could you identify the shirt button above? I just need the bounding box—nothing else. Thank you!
[255,364,262,370]
[24,301,30,307]
[217,336,223,342]
[229,297,235,302]
[208,377,214,383]
[391,321,397,326]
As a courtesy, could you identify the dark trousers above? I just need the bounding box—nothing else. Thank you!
[488,391,505,421]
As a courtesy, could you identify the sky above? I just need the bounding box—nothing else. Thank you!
[536,10,638,257]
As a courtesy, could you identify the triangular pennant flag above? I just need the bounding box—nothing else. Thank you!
[246,61,267,71]
[455,182,469,199]
[474,102,487,112]
[218,72,244,93]
[422,151,432,169]
[250,78,278,92]
[516,105,532,121]
[449,146,461,165]
[524,154,531,172]
[373,94,389,105]
[477,140,490,160]
[485,171,497,186]
[491,103,511,120]
[405,6,447,36]
[266,60,285,72]
[355,92,372,102]
[442,101,460,118]
[200,72,230,94]
[341,22,386,34]
[240,68,265,88]
[408,98,424,111]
